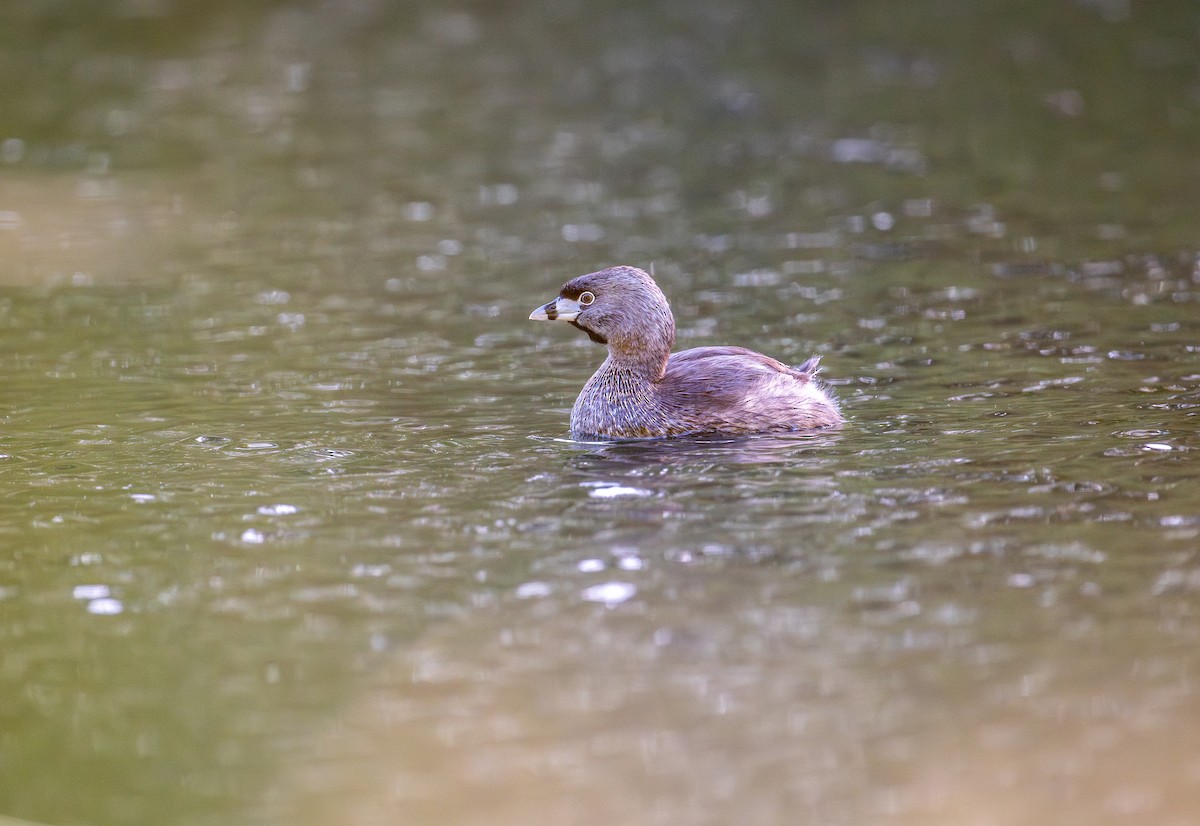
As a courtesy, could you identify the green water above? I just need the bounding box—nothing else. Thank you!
[2,1,1200,824]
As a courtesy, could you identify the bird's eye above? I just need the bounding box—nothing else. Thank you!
[578,291,595,306]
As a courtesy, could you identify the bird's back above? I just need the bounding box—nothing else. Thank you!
[648,346,842,436]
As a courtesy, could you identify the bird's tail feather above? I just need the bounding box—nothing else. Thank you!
[795,355,822,375]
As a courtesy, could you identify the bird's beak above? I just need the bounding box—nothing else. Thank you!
[529,295,583,322]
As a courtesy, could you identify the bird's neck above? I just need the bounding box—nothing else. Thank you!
[603,321,674,380]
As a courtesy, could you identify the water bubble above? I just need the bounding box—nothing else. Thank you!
[586,484,653,498]
[744,195,772,217]
[1115,429,1168,439]
[277,312,305,330]
[87,598,124,615]
[871,211,895,231]
[73,584,111,600]
[577,558,605,572]
[240,528,266,544]
[580,581,636,606]
[515,581,552,599]
[256,290,290,305]
[1021,376,1084,392]
[350,563,390,578]
[257,504,298,516]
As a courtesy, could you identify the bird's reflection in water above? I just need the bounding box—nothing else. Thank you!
[535,430,848,513]
[562,429,843,467]
[557,429,844,485]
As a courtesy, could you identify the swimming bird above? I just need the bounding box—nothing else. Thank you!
[529,266,843,439]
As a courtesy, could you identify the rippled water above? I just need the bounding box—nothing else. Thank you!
[3,1,1200,825]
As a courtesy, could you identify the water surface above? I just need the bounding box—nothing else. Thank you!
[2,2,1200,825]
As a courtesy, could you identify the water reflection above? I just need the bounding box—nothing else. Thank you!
[4,0,1200,825]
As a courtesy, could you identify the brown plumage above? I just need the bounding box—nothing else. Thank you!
[529,266,844,440]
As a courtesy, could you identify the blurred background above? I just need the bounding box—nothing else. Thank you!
[2,1,1200,824]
